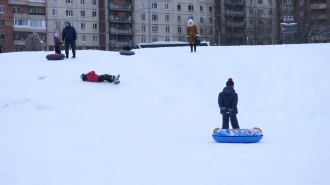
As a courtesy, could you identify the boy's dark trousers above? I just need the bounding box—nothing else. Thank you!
[64,40,76,58]
[55,46,61,54]
[222,113,240,129]
[98,74,115,83]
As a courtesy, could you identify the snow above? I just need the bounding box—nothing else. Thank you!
[1,44,330,185]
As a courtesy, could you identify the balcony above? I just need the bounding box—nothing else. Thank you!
[310,3,327,9]
[110,28,133,35]
[13,19,46,32]
[311,14,327,19]
[226,33,244,38]
[225,10,244,17]
[109,3,132,11]
[9,0,45,5]
[225,0,244,6]
[225,21,245,28]
[13,40,25,46]
[109,15,133,23]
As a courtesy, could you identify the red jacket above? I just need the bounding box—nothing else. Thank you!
[54,36,62,46]
[86,71,99,82]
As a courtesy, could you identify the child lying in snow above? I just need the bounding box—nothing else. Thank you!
[80,71,120,84]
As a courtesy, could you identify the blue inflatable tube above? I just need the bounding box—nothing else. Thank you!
[120,50,135,56]
[46,54,65,60]
[212,127,263,143]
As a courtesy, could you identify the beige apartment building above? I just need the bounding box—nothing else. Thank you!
[134,0,215,45]
[46,0,99,51]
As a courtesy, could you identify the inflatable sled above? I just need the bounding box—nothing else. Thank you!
[46,54,65,60]
[119,50,135,56]
[212,127,263,143]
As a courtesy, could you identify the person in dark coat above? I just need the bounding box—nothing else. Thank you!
[80,71,120,84]
[218,78,240,129]
[54,32,63,54]
[186,19,199,52]
[121,42,131,51]
[62,21,77,58]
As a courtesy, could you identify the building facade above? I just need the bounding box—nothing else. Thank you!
[46,0,100,51]
[0,0,46,52]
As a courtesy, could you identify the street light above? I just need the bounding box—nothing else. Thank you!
[115,25,119,47]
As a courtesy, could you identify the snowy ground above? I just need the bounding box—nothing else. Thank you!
[1,44,330,185]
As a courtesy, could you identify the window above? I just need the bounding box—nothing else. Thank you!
[209,17,213,23]
[30,20,42,27]
[281,0,292,5]
[200,17,203,22]
[188,5,194,12]
[189,16,194,21]
[141,14,145,20]
[92,11,97,17]
[200,6,203,12]
[39,35,45,41]
[13,6,22,13]
[81,23,85,29]
[249,19,253,25]
[166,38,169,42]
[93,23,97,30]
[152,38,158,42]
[165,26,170,33]
[200,28,204,34]
[258,20,263,25]
[178,38,182,41]
[299,0,304,6]
[141,2,145,8]
[14,32,25,40]
[142,25,146,32]
[152,3,157,9]
[0,20,4,26]
[142,37,146,43]
[258,0,262,4]
[0,33,5,40]
[269,0,272,4]
[81,0,84,5]
[93,35,98,42]
[177,16,181,22]
[269,9,273,15]
[14,47,23,52]
[52,0,57,3]
[178,27,182,33]
[92,0,96,5]
[165,15,169,22]
[258,9,263,14]
[177,4,181,11]
[165,3,169,10]
[66,10,73,16]
[81,10,85,17]
[268,20,272,26]
[0,6,4,13]
[209,6,213,12]
[210,28,213,34]
[29,7,45,15]
[81,35,86,41]
[14,18,28,26]
[66,0,73,4]
[152,26,158,32]
[152,14,158,21]
[52,9,57,16]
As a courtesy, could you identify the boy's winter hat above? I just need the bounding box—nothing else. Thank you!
[65,21,70,25]
[54,32,59,37]
[124,42,128,46]
[80,74,85,79]
[226,78,234,86]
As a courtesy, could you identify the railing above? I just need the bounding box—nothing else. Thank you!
[110,28,133,34]
[9,0,45,5]
[225,11,244,16]
[226,33,244,38]
[225,21,245,28]
[310,3,327,9]
[109,15,132,22]
[109,3,132,10]
[311,14,327,19]
[225,0,244,5]
[110,40,133,46]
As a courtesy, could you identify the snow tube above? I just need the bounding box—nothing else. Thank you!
[46,54,65,60]
[119,50,135,56]
[212,127,263,143]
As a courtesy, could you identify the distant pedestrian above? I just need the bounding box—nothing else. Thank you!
[62,21,77,58]
[186,19,199,52]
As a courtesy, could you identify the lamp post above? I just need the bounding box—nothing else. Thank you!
[115,25,119,47]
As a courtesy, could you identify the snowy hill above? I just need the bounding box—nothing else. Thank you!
[1,44,330,185]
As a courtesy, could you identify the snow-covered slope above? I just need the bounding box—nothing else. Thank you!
[1,44,330,185]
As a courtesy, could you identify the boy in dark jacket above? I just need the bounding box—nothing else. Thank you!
[218,78,240,129]
[80,71,120,84]
[62,21,77,58]
[54,32,63,54]
[122,42,131,51]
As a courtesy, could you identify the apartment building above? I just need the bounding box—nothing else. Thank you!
[0,0,46,53]
[134,0,215,46]
[46,0,99,51]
